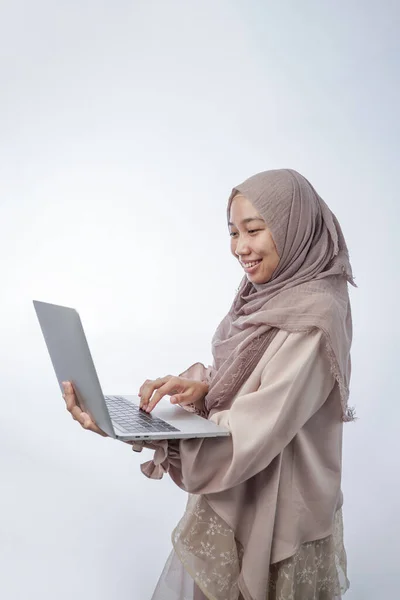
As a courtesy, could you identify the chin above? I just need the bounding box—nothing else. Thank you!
[249,274,271,285]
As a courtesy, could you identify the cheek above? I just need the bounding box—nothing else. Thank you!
[259,243,279,271]
[256,238,269,256]
[265,249,280,276]
[259,234,278,258]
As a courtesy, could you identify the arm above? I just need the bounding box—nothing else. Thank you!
[140,330,335,494]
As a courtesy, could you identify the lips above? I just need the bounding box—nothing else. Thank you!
[241,259,262,274]
[240,259,262,268]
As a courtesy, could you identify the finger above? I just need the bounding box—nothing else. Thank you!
[170,389,195,405]
[62,381,78,412]
[72,408,108,437]
[82,420,108,437]
[139,376,171,409]
[74,409,91,429]
[71,405,84,422]
[127,440,144,452]
[138,379,151,401]
[140,378,171,406]
[139,379,159,408]
[146,378,179,412]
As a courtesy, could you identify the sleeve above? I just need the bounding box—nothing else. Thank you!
[178,361,216,387]
[177,362,216,417]
[136,329,336,494]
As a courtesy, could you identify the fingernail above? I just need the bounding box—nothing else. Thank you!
[171,397,176,403]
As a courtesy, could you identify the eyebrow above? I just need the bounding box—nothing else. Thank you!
[228,217,265,227]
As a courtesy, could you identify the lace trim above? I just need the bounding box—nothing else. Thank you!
[172,495,242,600]
[171,495,350,600]
[268,526,350,599]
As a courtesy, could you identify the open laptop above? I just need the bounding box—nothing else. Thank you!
[33,300,230,442]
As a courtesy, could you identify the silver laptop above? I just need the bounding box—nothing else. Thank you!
[33,300,230,442]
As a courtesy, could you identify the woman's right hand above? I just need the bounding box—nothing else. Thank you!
[62,381,108,437]
[138,375,209,413]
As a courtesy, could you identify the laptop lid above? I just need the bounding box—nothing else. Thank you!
[33,300,116,438]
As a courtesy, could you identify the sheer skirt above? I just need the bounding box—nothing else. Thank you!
[150,495,349,600]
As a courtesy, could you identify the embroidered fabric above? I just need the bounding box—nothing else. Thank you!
[171,494,243,599]
[268,519,350,600]
[151,494,349,600]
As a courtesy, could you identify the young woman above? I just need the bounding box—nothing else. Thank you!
[63,168,355,600]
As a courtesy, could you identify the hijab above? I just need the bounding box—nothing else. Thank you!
[204,168,356,421]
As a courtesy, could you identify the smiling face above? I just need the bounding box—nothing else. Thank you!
[229,194,280,284]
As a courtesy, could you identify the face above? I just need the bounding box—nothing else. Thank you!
[229,194,280,284]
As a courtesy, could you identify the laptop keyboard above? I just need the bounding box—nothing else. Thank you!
[104,395,180,434]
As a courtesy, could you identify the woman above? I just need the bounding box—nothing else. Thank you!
[63,168,355,600]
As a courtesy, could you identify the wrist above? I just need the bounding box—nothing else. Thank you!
[200,381,209,397]
[193,383,209,408]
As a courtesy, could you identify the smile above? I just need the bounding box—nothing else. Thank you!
[241,259,262,273]
[241,260,261,267]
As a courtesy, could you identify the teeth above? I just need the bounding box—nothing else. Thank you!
[243,260,261,268]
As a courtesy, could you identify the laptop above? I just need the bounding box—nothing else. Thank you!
[33,300,230,442]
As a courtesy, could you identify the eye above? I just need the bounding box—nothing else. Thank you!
[229,231,238,238]
[248,229,262,234]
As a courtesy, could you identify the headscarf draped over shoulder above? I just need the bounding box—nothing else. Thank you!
[205,168,356,421]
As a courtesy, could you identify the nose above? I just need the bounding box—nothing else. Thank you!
[235,235,251,257]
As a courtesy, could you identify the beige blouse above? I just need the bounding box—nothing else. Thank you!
[137,330,351,600]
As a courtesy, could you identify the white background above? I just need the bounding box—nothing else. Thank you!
[1,1,398,598]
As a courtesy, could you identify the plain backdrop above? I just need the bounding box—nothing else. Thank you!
[1,1,399,599]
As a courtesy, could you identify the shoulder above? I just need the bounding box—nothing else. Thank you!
[268,327,326,358]
[250,328,336,409]
[257,328,331,385]
[268,279,350,326]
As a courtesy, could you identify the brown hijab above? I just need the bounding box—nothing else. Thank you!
[205,168,356,421]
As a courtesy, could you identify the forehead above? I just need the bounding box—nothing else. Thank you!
[228,194,264,225]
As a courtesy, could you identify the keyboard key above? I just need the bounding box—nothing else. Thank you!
[104,395,180,433]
